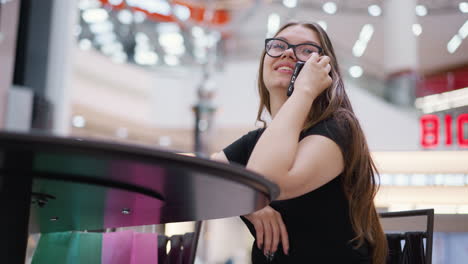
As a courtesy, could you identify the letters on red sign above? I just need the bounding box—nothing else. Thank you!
[445,114,452,146]
[420,113,468,148]
[420,115,439,148]
[457,113,468,148]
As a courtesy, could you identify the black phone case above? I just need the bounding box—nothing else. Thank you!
[287,61,305,96]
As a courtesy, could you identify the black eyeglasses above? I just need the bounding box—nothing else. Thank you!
[265,38,323,62]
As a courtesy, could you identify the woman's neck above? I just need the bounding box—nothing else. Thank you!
[269,89,288,119]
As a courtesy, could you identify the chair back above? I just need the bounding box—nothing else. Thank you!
[380,209,434,264]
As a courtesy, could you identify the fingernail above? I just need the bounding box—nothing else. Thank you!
[270,252,276,260]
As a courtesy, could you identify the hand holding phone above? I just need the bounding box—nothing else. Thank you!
[286,61,305,97]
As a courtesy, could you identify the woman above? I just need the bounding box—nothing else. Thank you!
[212,22,387,263]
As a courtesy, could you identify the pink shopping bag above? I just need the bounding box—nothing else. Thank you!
[102,230,158,264]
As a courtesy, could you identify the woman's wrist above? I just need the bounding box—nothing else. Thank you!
[291,87,317,104]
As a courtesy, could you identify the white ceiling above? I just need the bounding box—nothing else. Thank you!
[217,0,468,78]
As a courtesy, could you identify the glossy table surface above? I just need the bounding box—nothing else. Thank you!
[0,131,279,233]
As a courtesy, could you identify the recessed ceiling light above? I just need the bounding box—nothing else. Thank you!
[174,4,191,21]
[459,2,468,13]
[447,35,462,54]
[267,13,281,37]
[283,0,297,8]
[79,39,92,50]
[459,20,468,39]
[323,2,337,15]
[368,5,381,17]
[108,0,123,5]
[82,8,108,24]
[415,5,428,16]
[412,24,422,36]
[117,9,133,25]
[349,65,363,78]
[164,54,180,66]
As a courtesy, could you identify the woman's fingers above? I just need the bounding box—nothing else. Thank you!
[270,215,280,254]
[246,206,289,258]
[251,217,264,250]
[263,219,273,255]
[276,213,289,255]
[318,55,330,66]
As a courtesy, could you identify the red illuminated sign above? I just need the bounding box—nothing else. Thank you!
[420,113,468,148]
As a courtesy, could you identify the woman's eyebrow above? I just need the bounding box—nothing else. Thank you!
[276,36,320,46]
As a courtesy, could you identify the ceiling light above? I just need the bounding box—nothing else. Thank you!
[159,32,184,47]
[352,40,366,57]
[78,39,92,50]
[174,4,191,21]
[111,52,127,64]
[157,23,180,33]
[134,51,159,65]
[126,0,171,16]
[415,88,468,113]
[412,23,422,36]
[192,26,204,38]
[82,8,109,23]
[267,13,281,38]
[118,9,133,25]
[283,0,297,8]
[164,45,186,56]
[108,0,123,5]
[101,42,123,55]
[135,32,150,44]
[90,20,114,34]
[79,0,101,10]
[447,35,462,53]
[317,20,327,31]
[164,55,180,66]
[415,5,428,16]
[94,32,117,45]
[352,24,374,57]
[72,115,86,128]
[359,24,374,42]
[368,4,381,16]
[323,2,337,15]
[459,20,468,39]
[459,2,468,13]
[133,11,146,24]
[349,65,363,78]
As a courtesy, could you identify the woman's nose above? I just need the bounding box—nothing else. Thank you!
[282,47,296,60]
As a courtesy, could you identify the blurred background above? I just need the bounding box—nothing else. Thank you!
[1,0,467,263]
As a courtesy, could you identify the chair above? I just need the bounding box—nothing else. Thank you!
[158,234,169,264]
[379,209,434,264]
[159,221,202,264]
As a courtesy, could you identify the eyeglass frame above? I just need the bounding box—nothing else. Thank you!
[264,38,324,62]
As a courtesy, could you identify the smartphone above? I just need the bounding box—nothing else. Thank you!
[287,61,305,97]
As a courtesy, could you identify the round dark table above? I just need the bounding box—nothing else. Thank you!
[0,131,279,263]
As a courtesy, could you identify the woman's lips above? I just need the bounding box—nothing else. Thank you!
[276,66,294,73]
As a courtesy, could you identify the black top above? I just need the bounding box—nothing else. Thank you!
[223,118,371,263]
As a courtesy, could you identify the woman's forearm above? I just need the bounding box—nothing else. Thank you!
[246,90,314,183]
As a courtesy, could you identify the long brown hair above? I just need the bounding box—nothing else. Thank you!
[256,22,388,263]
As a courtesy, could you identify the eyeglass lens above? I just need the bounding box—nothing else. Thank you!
[266,39,321,61]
